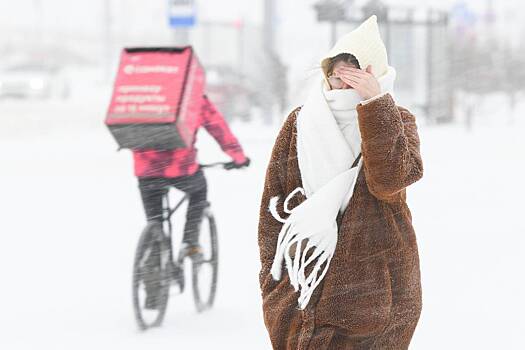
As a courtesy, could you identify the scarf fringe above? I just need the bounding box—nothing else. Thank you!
[269,188,337,309]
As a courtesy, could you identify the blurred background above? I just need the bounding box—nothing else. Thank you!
[0,0,524,349]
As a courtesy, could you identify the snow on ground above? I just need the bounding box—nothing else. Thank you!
[0,93,524,349]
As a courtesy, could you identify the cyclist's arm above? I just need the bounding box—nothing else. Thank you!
[201,96,247,164]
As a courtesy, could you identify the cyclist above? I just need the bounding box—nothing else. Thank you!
[134,94,250,265]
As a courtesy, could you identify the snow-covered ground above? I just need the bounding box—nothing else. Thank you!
[0,92,524,349]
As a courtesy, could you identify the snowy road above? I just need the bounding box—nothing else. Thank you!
[1,96,524,349]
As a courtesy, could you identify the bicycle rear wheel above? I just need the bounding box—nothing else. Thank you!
[192,208,219,313]
[132,222,171,330]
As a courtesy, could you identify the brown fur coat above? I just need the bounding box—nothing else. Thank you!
[258,93,423,349]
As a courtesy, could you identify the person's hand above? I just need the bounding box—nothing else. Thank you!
[334,65,381,100]
[224,157,250,170]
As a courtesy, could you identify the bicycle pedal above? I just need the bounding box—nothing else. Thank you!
[171,281,184,295]
[170,264,185,291]
[190,252,204,264]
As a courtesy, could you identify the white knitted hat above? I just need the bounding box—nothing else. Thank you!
[321,15,389,79]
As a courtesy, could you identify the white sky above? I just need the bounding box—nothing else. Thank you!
[1,0,521,106]
[0,0,520,31]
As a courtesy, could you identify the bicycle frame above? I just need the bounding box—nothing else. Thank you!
[132,163,226,328]
[161,192,187,267]
[159,162,226,265]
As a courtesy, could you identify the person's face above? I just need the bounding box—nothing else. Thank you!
[327,61,358,90]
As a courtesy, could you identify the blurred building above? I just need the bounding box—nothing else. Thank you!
[1,0,524,125]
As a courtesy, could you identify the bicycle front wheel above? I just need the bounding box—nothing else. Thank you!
[192,209,219,313]
[132,222,171,330]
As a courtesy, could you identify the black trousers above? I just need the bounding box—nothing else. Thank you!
[138,170,208,245]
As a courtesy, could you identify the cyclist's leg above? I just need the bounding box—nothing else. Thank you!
[138,177,169,222]
[137,177,168,309]
[169,170,208,247]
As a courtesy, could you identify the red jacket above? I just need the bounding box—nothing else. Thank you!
[133,97,247,178]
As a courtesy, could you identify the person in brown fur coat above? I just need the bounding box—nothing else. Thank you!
[258,16,423,349]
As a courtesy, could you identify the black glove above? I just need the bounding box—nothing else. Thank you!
[224,157,250,170]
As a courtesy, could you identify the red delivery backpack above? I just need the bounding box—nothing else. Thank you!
[105,46,205,150]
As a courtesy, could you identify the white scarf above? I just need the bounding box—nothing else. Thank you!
[269,66,397,309]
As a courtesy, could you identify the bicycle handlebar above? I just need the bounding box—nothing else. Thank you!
[199,162,230,169]
[199,159,250,170]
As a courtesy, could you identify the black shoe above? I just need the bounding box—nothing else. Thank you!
[180,242,203,262]
[145,292,160,310]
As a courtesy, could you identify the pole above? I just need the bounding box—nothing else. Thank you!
[426,8,433,124]
[331,21,337,46]
[264,0,275,52]
[263,0,276,124]
[238,21,245,75]
[103,0,112,82]
[384,9,391,54]
[169,0,193,46]
[173,29,190,46]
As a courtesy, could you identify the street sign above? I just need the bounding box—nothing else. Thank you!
[314,1,346,22]
[168,0,196,28]
[451,2,477,27]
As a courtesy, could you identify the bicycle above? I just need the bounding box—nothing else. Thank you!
[132,162,229,330]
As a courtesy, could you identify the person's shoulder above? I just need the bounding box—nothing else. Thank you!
[291,105,302,115]
[284,106,302,125]
[396,104,411,115]
[395,104,417,122]
[273,106,302,143]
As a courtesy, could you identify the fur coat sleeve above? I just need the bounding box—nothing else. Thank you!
[356,93,423,203]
